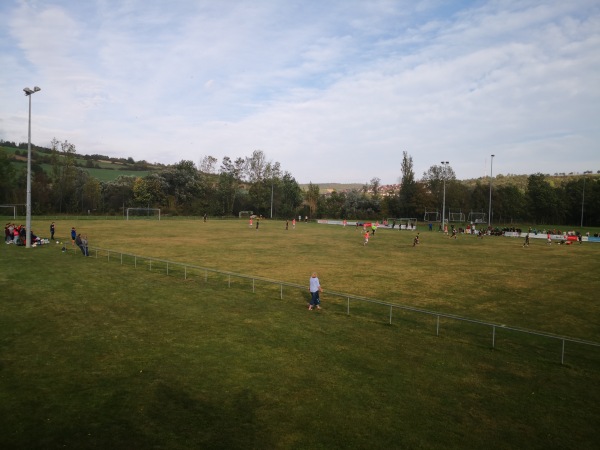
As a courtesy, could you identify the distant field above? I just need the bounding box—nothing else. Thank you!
[1,218,599,449]
[20,218,600,339]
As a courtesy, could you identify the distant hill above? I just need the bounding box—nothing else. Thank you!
[299,182,364,192]
[1,144,162,182]
[302,172,598,193]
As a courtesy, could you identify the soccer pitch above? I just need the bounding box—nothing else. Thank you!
[1,218,599,449]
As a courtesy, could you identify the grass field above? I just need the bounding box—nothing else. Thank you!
[1,218,599,449]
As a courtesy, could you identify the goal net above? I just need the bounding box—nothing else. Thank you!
[399,218,418,230]
[126,208,161,220]
[468,211,487,224]
[0,205,17,219]
[239,210,254,218]
[423,210,439,222]
[447,210,465,222]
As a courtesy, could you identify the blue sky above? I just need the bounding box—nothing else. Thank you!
[1,0,599,184]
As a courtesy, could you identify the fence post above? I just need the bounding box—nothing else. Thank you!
[184,265,187,280]
[561,339,565,365]
[347,297,350,315]
[120,253,123,265]
[149,260,152,271]
[228,274,231,288]
[436,315,440,336]
[389,305,393,325]
[205,269,207,282]
[167,262,169,276]
[108,250,110,262]
[134,256,137,268]
[280,284,283,300]
[492,325,496,348]
[253,278,255,293]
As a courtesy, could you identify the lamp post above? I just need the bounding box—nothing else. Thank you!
[488,154,495,228]
[23,86,41,248]
[441,161,449,232]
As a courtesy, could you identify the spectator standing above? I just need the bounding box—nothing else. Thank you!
[81,235,89,256]
[308,272,322,310]
[50,222,55,240]
[75,233,85,255]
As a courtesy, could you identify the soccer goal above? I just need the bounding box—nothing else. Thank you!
[468,210,487,224]
[0,205,17,219]
[423,210,439,222]
[448,210,465,222]
[126,208,161,220]
[239,210,254,219]
[399,218,418,230]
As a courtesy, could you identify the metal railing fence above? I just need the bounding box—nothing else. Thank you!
[66,245,600,366]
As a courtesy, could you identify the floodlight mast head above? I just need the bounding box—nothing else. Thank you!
[23,86,41,96]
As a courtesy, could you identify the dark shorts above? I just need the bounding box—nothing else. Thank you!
[310,291,320,306]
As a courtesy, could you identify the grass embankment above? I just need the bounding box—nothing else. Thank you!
[1,219,599,449]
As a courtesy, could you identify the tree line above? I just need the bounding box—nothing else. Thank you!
[0,142,598,227]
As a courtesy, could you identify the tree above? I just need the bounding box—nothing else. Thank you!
[369,177,381,199]
[161,160,202,213]
[132,174,167,207]
[422,163,457,214]
[0,151,17,203]
[494,185,526,223]
[526,173,565,224]
[101,176,136,214]
[304,182,320,217]
[321,190,347,219]
[217,156,245,216]
[199,155,218,174]
[82,177,102,213]
[278,172,304,218]
[49,138,79,213]
[245,150,267,183]
[398,151,417,216]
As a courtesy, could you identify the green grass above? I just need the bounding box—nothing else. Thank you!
[1,219,599,449]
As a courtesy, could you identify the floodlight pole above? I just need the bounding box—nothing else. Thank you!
[581,175,586,228]
[488,154,494,228]
[270,179,274,219]
[441,161,449,230]
[24,86,41,248]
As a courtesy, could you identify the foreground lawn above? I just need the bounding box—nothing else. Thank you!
[1,219,599,449]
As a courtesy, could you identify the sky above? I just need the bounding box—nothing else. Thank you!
[1,0,599,185]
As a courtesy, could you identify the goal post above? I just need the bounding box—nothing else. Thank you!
[239,210,254,218]
[0,205,17,219]
[448,210,465,222]
[468,210,487,224]
[126,208,161,220]
[399,218,418,230]
[423,210,439,222]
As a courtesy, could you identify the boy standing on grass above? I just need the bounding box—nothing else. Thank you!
[308,272,322,310]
